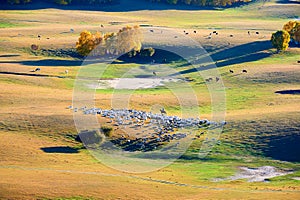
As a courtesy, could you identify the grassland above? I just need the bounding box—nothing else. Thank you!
[0,0,300,199]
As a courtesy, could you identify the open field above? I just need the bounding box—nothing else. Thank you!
[0,0,300,199]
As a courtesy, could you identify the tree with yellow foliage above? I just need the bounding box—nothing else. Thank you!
[76,31,96,56]
[283,21,300,44]
[76,26,142,57]
[271,30,290,52]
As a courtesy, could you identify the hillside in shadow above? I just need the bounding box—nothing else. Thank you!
[0,0,233,11]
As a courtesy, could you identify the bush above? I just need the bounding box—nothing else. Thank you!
[101,126,113,137]
[271,30,290,52]
[75,130,102,145]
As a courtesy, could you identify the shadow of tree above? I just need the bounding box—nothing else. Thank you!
[41,146,79,154]
[0,59,83,67]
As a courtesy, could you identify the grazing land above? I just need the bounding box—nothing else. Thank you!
[0,0,300,199]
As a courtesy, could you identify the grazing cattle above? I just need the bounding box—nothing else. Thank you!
[216,32,218,35]
[194,30,197,33]
[153,71,157,76]
[248,31,250,35]
[183,30,186,33]
[206,77,213,82]
[256,31,259,34]
[185,32,189,35]
[150,29,154,32]
[31,44,39,51]
[160,108,167,115]
[213,31,217,34]
[297,60,300,63]
[38,35,41,39]
[229,69,234,73]
[242,69,248,73]
[34,68,41,72]
[216,77,220,82]
[229,34,233,37]
[46,37,50,40]
[65,70,69,74]
[100,24,104,28]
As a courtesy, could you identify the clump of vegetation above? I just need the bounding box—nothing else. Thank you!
[75,130,103,146]
[54,0,72,5]
[271,30,290,52]
[6,0,114,5]
[7,0,32,4]
[150,0,252,7]
[283,21,300,45]
[100,126,113,137]
[76,25,142,57]
[127,47,156,57]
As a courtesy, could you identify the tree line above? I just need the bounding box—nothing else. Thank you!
[5,0,115,5]
[149,0,252,7]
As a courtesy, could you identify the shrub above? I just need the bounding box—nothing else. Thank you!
[271,30,290,52]
[101,126,113,137]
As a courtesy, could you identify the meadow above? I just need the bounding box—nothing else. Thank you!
[0,0,300,199]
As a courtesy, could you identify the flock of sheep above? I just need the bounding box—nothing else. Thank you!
[70,106,225,151]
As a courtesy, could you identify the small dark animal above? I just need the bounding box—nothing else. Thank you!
[174,36,178,38]
[183,30,186,33]
[153,71,157,76]
[185,32,189,35]
[216,77,220,82]
[38,35,41,39]
[213,31,217,34]
[297,60,300,63]
[34,68,41,72]
[206,77,213,82]
[242,69,248,73]
[100,24,104,28]
[194,30,197,33]
[216,32,218,35]
[256,31,259,34]
[160,108,167,115]
[229,69,234,73]
[229,34,233,37]
[46,37,50,40]
[248,31,250,35]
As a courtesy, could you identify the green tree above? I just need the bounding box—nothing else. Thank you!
[271,30,290,52]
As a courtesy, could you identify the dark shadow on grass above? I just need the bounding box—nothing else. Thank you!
[0,59,82,67]
[262,134,300,162]
[275,90,300,95]
[0,54,20,58]
[41,146,79,154]
[0,71,66,78]
[172,40,272,75]
[0,0,222,12]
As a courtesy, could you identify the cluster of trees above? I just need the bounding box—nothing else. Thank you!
[6,0,115,5]
[76,26,143,57]
[149,0,251,7]
[283,21,300,45]
[271,21,300,52]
